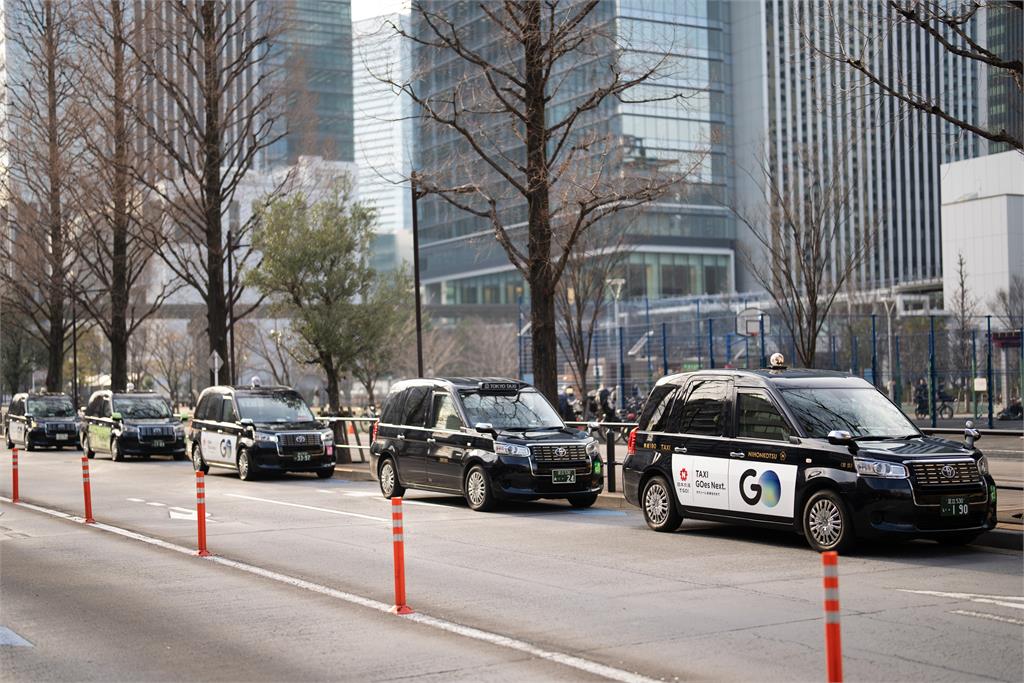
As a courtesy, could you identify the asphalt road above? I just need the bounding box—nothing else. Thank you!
[2,446,1022,682]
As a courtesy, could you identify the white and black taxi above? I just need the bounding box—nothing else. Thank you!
[369,378,604,511]
[189,380,335,480]
[4,392,80,451]
[624,356,997,551]
[82,388,187,460]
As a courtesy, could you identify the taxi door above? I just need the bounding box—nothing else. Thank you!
[396,386,430,485]
[668,378,733,513]
[203,396,239,465]
[728,389,800,521]
[8,397,26,445]
[92,397,114,453]
[425,391,468,492]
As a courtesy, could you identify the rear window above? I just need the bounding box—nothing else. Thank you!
[402,387,431,427]
[638,384,675,431]
[380,390,407,424]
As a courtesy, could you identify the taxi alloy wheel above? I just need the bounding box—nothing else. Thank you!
[192,447,209,474]
[379,458,405,498]
[238,450,257,481]
[465,465,496,512]
[803,490,853,553]
[111,439,123,462]
[642,475,681,532]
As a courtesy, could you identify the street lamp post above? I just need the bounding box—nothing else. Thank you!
[71,273,79,407]
[607,277,625,410]
[410,174,425,377]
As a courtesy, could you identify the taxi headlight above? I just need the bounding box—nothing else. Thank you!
[585,439,599,456]
[122,425,138,435]
[254,431,278,444]
[976,455,989,476]
[853,457,908,479]
[321,430,334,444]
[494,442,530,457]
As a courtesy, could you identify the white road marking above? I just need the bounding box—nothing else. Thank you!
[167,507,211,521]
[145,502,165,507]
[126,498,145,503]
[0,626,33,647]
[222,493,388,522]
[949,610,1024,626]
[899,589,1024,610]
[0,495,657,683]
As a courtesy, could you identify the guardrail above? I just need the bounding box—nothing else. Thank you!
[920,427,1024,437]
[566,420,637,493]
[317,416,377,463]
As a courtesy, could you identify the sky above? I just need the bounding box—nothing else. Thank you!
[352,0,408,22]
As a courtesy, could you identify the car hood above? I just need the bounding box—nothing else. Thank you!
[494,427,589,444]
[857,436,976,461]
[33,417,78,423]
[123,418,178,426]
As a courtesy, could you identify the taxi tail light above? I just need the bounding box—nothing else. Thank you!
[371,420,379,443]
[627,427,638,456]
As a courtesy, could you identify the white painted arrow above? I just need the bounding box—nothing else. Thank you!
[168,507,210,521]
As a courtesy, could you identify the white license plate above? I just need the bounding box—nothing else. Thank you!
[294,453,311,462]
[152,440,165,448]
[55,433,68,441]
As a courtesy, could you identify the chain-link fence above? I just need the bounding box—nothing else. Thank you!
[521,308,1023,428]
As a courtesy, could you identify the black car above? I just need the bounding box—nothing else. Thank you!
[369,378,603,511]
[4,392,80,451]
[189,382,335,480]
[623,362,997,552]
[82,390,187,461]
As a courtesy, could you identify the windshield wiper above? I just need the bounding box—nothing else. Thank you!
[850,435,896,442]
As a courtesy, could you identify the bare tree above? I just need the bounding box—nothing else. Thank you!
[146,320,194,407]
[732,146,875,368]
[805,1,1022,152]
[992,274,1024,329]
[385,0,705,400]
[0,0,85,391]
[950,253,978,376]
[239,321,298,387]
[130,0,285,385]
[555,223,631,409]
[72,0,180,392]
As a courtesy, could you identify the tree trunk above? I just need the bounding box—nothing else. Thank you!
[323,356,341,415]
[365,379,376,407]
[522,3,557,402]
[109,0,130,392]
[44,2,64,394]
[201,2,229,386]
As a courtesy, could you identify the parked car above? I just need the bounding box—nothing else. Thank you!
[82,389,187,461]
[4,392,80,451]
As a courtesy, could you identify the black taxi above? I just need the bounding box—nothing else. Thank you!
[189,380,335,480]
[4,392,80,451]
[82,389,187,461]
[369,378,603,511]
[623,357,997,551]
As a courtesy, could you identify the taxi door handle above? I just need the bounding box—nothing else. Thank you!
[396,434,405,440]
[730,451,745,458]
[426,438,436,444]
[673,446,687,454]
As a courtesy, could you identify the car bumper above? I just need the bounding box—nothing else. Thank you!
[847,476,998,537]
[251,445,336,472]
[118,435,187,456]
[28,428,79,447]
[490,459,604,499]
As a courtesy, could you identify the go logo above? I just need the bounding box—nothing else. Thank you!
[739,468,782,508]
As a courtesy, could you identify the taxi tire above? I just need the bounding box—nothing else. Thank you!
[237,449,258,481]
[111,439,123,462]
[378,457,405,498]
[464,465,496,512]
[192,446,209,475]
[641,475,682,532]
[316,467,335,479]
[568,493,598,508]
[802,490,855,553]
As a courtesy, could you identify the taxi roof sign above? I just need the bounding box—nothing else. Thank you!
[478,381,522,394]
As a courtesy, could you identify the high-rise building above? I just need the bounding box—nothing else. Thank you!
[412,0,734,314]
[353,12,413,271]
[732,1,984,295]
[986,1,1023,155]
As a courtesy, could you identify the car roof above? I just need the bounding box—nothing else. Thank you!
[388,377,528,393]
[654,368,875,390]
[201,384,298,395]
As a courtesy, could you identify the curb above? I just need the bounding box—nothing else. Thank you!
[976,527,1024,551]
[333,464,374,482]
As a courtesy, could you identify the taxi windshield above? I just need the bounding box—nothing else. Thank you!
[26,397,75,417]
[113,396,172,419]
[459,390,563,431]
[236,392,315,424]
[781,387,918,439]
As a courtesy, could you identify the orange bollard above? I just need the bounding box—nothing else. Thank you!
[12,447,19,503]
[389,497,413,615]
[80,455,95,524]
[822,551,843,683]
[196,471,210,556]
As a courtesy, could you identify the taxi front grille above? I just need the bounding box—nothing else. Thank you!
[909,461,980,487]
[44,422,77,434]
[140,425,174,439]
[530,443,588,462]
[279,432,322,448]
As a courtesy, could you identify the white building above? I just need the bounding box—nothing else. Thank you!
[940,150,1024,320]
[353,11,413,272]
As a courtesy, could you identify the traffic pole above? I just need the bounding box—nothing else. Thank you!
[390,497,413,615]
[822,551,843,683]
[80,455,95,524]
[196,471,210,556]
[11,447,19,503]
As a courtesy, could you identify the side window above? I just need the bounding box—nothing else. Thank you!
[194,395,210,421]
[429,393,462,430]
[402,387,430,427]
[737,392,792,441]
[102,399,112,418]
[639,385,675,431]
[12,398,24,416]
[221,397,239,423]
[380,390,407,424]
[675,380,729,436]
[85,397,99,416]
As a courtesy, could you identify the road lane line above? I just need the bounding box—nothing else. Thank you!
[221,493,389,522]
[126,498,145,503]
[899,589,1024,610]
[949,610,1024,626]
[0,496,657,683]
[145,502,165,507]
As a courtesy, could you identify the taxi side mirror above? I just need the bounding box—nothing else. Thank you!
[240,418,254,428]
[179,413,189,422]
[827,430,853,445]
[111,412,122,422]
[474,422,497,436]
[964,420,981,448]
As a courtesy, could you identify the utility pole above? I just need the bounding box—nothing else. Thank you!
[607,278,625,410]
[410,174,425,377]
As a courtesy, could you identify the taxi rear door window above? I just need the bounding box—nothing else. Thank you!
[736,392,791,441]
[674,380,728,436]
[402,387,430,427]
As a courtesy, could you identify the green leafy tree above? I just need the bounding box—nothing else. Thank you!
[348,268,413,406]
[248,183,375,413]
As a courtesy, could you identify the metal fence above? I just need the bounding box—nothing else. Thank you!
[521,311,1024,429]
